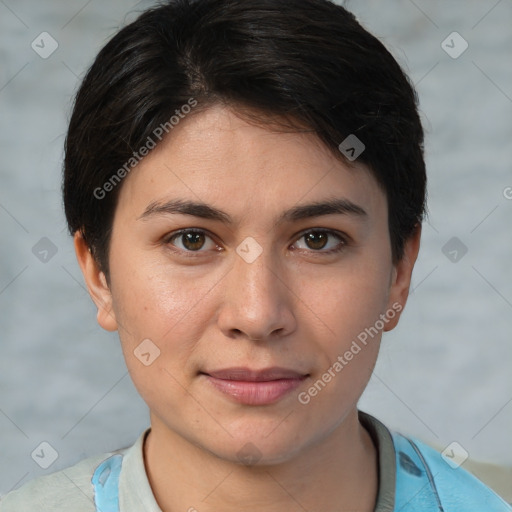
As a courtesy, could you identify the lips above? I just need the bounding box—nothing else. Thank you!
[201,367,309,405]
[205,367,308,381]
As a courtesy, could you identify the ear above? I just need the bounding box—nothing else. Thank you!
[73,231,118,332]
[383,224,421,332]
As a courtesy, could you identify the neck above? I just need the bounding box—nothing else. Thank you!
[144,409,378,512]
[143,408,378,512]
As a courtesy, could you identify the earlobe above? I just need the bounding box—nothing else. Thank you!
[383,224,422,332]
[73,231,118,332]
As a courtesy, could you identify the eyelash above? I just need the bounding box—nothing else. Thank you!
[163,228,349,258]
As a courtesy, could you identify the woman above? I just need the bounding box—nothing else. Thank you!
[2,0,510,510]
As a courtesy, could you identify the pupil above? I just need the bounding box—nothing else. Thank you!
[184,232,204,250]
[306,232,327,250]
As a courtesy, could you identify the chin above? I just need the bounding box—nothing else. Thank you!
[206,425,311,467]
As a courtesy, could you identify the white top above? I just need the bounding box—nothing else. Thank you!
[0,413,396,511]
[0,429,161,512]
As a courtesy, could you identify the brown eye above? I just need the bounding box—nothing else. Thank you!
[304,232,328,250]
[167,230,217,252]
[181,232,205,251]
[294,229,347,253]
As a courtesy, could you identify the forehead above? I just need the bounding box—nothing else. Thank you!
[115,105,386,225]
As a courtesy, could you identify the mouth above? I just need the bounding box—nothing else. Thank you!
[200,367,309,405]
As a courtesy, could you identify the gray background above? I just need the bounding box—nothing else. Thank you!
[1,0,511,496]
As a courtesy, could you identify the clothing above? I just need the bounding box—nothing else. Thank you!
[1,412,510,511]
[361,411,396,511]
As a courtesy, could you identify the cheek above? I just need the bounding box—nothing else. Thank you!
[108,251,215,370]
[110,264,210,409]
[111,240,212,327]
[303,256,392,345]
[297,266,388,415]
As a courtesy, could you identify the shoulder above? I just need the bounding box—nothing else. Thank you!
[392,431,512,512]
[0,450,122,512]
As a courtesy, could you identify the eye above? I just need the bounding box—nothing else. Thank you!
[165,229,218,253]
[293,229,347,254]
[164,228,348,257]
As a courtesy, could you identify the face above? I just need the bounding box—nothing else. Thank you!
[77,104,419,465]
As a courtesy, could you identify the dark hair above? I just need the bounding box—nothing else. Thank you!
[63,0,426,280]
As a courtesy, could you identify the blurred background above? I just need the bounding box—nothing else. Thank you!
[1,0,511,501]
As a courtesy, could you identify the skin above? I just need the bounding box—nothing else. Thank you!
[75,104,421,512]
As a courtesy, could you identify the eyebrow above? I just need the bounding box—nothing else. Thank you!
[137,197,368,226]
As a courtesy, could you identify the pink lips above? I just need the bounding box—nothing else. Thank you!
[202,367,308,405]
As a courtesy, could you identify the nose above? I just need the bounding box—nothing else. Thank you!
[216,243,297,342]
